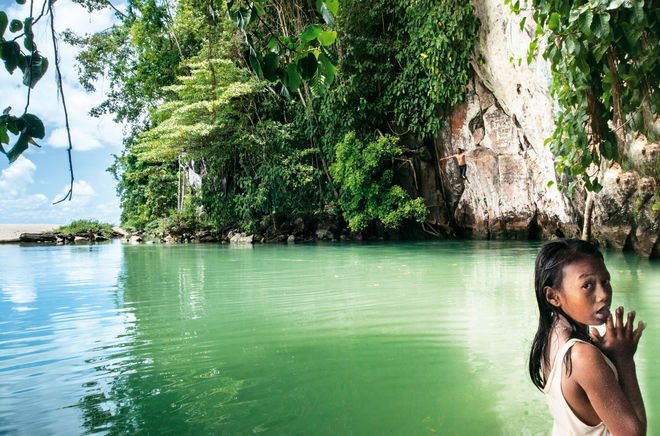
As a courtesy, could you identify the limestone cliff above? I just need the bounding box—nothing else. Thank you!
[399,0,659,257]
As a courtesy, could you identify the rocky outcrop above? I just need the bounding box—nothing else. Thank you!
[19,231,115,245]
[394,0,659,257]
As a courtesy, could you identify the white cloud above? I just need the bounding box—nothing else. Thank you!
[47,127,103,151]
[3,0,125,151]
[52,179,95,203]
[0,156,37,197]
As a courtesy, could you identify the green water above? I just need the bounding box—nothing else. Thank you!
[1,241,658,435]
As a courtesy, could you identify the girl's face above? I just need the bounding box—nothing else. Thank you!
[548,256,612,326]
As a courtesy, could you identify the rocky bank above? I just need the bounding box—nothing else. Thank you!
[390,0,659,257]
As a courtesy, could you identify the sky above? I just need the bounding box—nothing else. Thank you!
[0,0,126,225]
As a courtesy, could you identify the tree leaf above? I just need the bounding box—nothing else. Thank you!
[9,19,22,33]
[5,132,29,163]
[19,113,45,139]
[261,52,279,82]
[248,47,262,78]
[318,51,336,85]
[299,24,322,42]
[23,54,48,88]
[579,9,593,36]
[324,0,339,16]
[1,40,20,73]
[298,52,317,79]
[548,12,561,31]
[320,3,335,26]
[0,12,7,37]
[0,122,8,144]
[318,31,336,46]
[284,63,301,91]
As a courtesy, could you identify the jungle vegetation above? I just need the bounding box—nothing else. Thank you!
[1,0,657,238]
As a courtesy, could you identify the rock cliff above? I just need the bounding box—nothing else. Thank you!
[398,0,659,257]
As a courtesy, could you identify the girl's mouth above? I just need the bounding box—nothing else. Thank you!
[594,306,611,322]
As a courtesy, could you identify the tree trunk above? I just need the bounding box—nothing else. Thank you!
[581,191,594,241]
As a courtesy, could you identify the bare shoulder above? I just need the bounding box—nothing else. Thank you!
[569,341,618,388]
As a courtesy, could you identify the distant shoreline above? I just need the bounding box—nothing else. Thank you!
[0,224,61,243]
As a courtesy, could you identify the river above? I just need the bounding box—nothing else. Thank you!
[1,240,658,434]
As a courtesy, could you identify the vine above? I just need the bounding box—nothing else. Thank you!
[509,0,659,196]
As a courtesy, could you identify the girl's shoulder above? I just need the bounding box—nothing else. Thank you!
[567,340,617,379]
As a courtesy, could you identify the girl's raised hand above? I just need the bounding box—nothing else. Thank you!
[590,306,646,362]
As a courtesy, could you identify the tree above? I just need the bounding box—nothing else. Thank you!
[509,0,659,237]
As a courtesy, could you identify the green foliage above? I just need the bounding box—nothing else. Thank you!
[64,0,206,124]
[0,6,49,163]
[510,0,659,192]
[391,0,480,137]
[0,110,45,162]
[227,0,338,95]
[109,151,178,230]
[330,132,427,230]
[316,0,479,154]
[54,219,116,238]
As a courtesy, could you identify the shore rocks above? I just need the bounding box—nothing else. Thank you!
[18,231,118,245]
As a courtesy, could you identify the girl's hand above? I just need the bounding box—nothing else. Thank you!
[590,306,646,362]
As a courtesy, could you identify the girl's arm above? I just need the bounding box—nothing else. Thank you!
[590,307,646,431]
[569,307,646,436]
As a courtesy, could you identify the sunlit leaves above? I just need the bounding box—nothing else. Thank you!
[330,132,427,230]
[227,0,338,97]
[300,24,322,41]
[513,0,658,193]
[1,7,51,162]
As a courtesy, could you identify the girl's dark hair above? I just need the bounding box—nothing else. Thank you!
[528,238,604,390]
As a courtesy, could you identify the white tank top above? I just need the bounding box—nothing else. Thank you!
[543,338,617,436]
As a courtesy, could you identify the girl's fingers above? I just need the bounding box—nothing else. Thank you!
[633,320,646,343]
[590,327,603,345]
[625,310,636,332]
[605,311,615,336]
[615,306,624,329]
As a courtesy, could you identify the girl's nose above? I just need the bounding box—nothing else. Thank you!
[596,282,612,302]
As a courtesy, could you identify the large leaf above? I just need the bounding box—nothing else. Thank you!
[248,47,262,78]
[283,63,301,91]
[19,113,45,139]
[9,18,22,33]
[0,12,7,37]
[0,122,8,144]
[298,52,318,79]
[299,24,322,42]
[1,40,20,73]
[261,52,279,81]
[318,52,336,85]
[22,54,48,88]
[23,17,35,51]
[316,0,338,16]
[318,31,336,46]
[4,131,29,163]
[547,12,561,31]
[319,3,335,26]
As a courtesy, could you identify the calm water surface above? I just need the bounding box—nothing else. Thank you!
[1,241,658,435]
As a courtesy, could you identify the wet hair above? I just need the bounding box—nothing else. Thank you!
[528,238,604,390]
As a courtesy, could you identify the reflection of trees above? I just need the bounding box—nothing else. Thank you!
[72,242,659,434]
[75,245,241,434]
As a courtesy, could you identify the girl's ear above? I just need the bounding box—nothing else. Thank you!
[544,286,561,308]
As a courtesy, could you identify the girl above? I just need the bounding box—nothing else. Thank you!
[529,239,647,435]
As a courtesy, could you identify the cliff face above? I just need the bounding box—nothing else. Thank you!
[400,0,659,257]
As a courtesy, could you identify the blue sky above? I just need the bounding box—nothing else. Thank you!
[1,0,125,224]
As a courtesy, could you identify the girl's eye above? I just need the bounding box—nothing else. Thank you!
[582,282,592,290]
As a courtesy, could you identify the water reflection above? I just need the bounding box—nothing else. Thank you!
[0,241,658,435]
